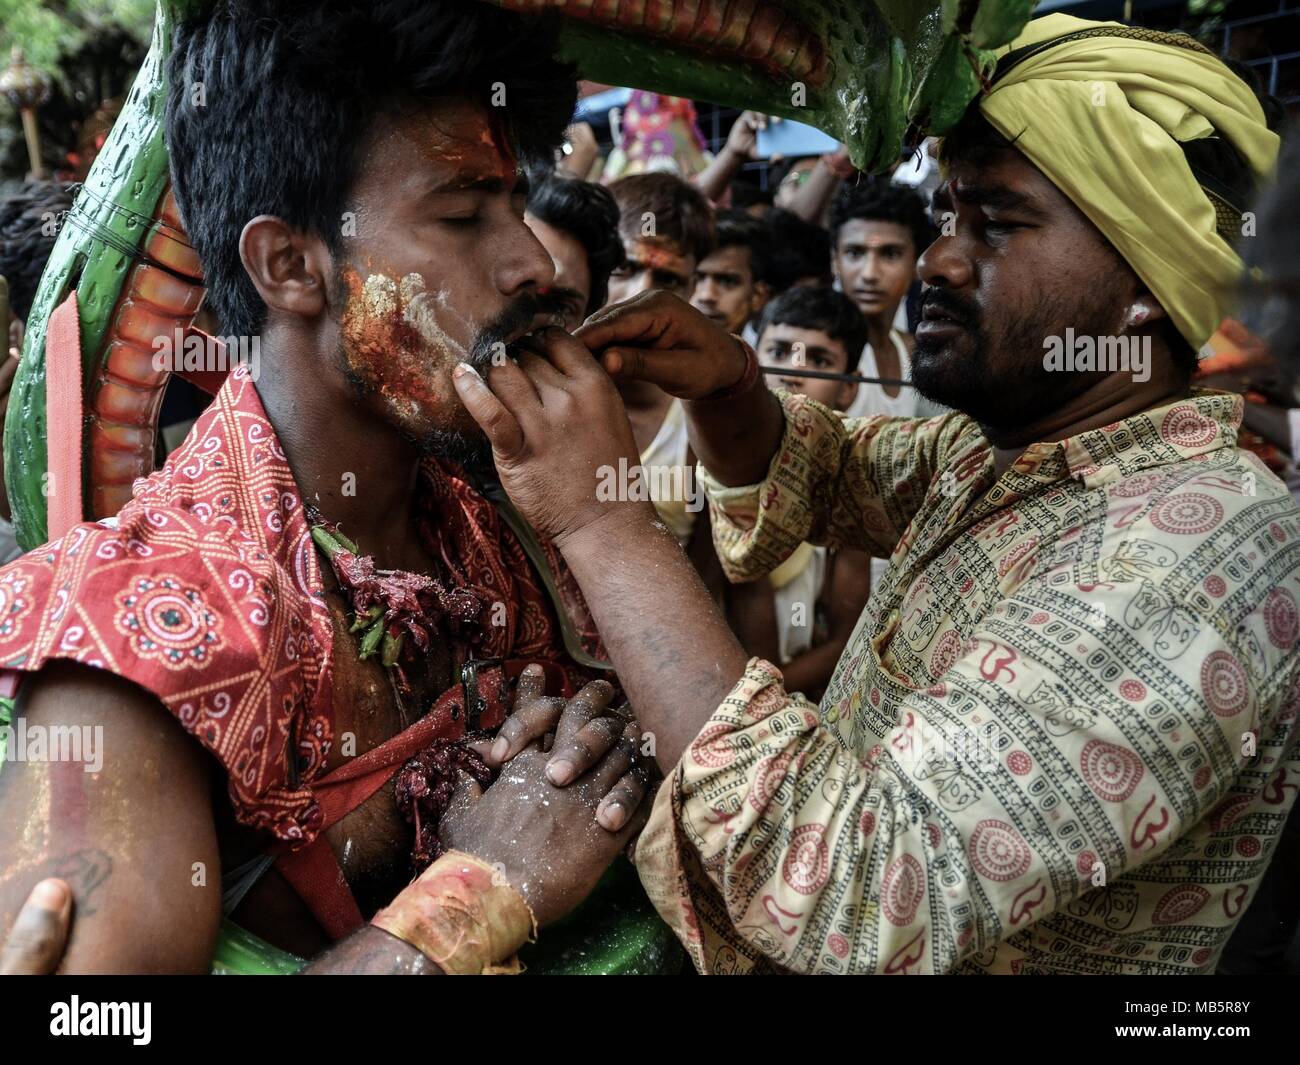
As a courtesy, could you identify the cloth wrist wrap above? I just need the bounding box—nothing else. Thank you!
[371,850,537,974]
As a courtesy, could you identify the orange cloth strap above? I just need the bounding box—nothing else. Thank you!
[45,293,86,538]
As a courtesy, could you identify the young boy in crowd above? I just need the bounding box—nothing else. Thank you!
[728,287,873,700]
[829,180,934,419]
[604,174,723,592]
[690,208,772,343]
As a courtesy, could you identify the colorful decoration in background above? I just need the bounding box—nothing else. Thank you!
[603,91,710,180]
[490,0,1037,171]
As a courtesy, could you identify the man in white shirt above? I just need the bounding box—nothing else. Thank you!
[830,181,934,420]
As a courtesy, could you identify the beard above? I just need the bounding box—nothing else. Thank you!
[911,279,1128,433]
[336,276,570,466]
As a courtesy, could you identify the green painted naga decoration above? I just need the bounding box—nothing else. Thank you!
[2,0,1034,975]
[489,0,1036,168]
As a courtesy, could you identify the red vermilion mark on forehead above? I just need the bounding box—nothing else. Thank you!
[486,106,519,189]
[402,104,516,190]
[629,240,690,274]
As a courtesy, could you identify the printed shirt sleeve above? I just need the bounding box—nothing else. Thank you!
[698,391,978,579]
[634,573,1253,975]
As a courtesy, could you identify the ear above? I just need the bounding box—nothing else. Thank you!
[750,280,771,319]
[1124,285,1169,331]
[238,215,331,323]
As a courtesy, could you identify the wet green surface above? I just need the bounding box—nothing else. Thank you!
[210,859,683,975]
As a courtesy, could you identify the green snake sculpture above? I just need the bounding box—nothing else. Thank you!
[2,0,1033,975]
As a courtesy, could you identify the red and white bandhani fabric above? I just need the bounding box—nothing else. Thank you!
[0,365,602,843]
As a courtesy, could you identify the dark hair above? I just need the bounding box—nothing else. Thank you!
[0,180,76,323]
[712,208,773,285]
[935,105,1015,172]
[166,0,577,338]
[757,285,868,372]
[728,180,772,210]
[762,207,832,291]
[525,171,623,315]
[607,173,715,264]
[830,178,934,257]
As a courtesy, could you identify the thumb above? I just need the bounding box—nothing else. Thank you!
[447,768,486,811]
[452,362,524,459]
[0,878,72,975]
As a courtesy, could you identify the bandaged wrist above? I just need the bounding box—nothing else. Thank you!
[371,850,537,974]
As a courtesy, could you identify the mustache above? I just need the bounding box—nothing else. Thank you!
[466,291,572,369]
[919,287,981,329]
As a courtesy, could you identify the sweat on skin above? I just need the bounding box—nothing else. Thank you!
[1,718,103,773]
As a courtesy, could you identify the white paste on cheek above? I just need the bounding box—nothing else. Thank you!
[361,272,398,317]
[400,271,469,362]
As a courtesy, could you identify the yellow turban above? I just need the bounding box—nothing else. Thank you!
[976,14,1279,350]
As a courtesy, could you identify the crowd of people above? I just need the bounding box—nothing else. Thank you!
[0,0,1297,979]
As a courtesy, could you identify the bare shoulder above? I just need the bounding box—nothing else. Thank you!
[0,661,221,972]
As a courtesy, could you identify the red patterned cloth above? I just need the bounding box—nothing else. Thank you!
[0,365,603,843]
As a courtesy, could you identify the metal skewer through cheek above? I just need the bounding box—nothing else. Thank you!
[760,366,912,388]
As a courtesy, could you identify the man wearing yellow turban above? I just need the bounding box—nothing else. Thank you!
[979,14,1278,351]
[909,13,1279,433]
[455,16,1300,974]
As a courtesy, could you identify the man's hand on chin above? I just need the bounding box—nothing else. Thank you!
[575,290,784,489]
[451,325,658,552]
[574,289,751,401]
